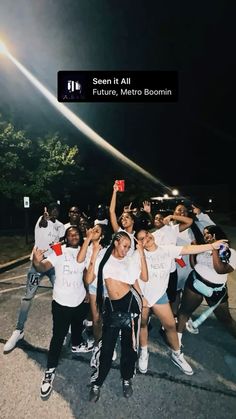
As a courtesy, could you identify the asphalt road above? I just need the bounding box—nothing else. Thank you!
[1,256,236,419]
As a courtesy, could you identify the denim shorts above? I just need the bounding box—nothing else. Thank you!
[88,284,97,295]
[89,283,108,298]
[155,292,169,305]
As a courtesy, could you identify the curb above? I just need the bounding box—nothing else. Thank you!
[0,254,31,274]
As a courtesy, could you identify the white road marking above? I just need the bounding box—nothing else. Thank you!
[0,274,26,283]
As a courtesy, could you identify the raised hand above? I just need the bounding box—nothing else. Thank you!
[32,247,47,264]
[142,201,151,213]
[85,228,94,242]
[123,202,132,212]
[163,215,172,225]
[212,239,229,250]
[113,182,119,192]
[134,236,146,254]
[191,204,201,215]
[43,206,50,220]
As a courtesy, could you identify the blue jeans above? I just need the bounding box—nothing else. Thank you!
[16,263,55,331]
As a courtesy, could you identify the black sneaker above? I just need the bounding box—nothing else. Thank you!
[89,384,100,402]
[122,379,133,398]
[40,368,55,398]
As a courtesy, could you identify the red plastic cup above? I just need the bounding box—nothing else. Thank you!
[51,242,62,256]
[175,258,186,268]
[116,180,125,192]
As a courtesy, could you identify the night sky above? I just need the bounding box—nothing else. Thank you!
[0,0,235,205]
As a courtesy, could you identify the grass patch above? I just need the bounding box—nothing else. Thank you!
[0,235,34,265]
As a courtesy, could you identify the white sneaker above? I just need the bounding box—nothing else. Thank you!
[40,368,55,398]
[186,318,199,334]
[171,351,193,375]
[112,348,117,361]
[4,330,24,352]
[72,341,94,354]
[83,319,93,328]
[138,350,149,374]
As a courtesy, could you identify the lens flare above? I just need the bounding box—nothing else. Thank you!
[0,41,8,55]
[3,47,172,192]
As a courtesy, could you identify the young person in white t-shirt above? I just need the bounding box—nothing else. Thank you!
[136,229,228,376]
[32,226,88,399]
[173,204,215,324]
[177,224,236,340]
[3,203,65,354]
[152,211,193,314]
[87,231,148,402]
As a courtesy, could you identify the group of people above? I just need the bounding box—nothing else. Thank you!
[3,182,236,402]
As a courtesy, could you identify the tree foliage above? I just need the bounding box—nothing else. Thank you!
[0,119,81,206]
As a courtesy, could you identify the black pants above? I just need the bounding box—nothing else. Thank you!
[166,269,178,303]
[91,289,142,387]
[47,300,89,369]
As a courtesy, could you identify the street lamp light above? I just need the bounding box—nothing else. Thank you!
[208,198,213,213]
[172,189,179,196]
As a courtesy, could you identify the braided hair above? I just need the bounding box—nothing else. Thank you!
[96,231,131,313]
[190,221,205,244]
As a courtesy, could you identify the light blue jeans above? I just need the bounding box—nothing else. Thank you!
[16,263,55,331]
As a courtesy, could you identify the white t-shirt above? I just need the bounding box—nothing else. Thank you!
[47,245,86,307]
[64,222,76,230]
[176,228,195,289]
[103,250,141,285]
[34,217,65,258]
[153,224,179,272]
[138,245,182,307]
[194,248,236,285]
[176,212,215,289]
[195,212,215,231]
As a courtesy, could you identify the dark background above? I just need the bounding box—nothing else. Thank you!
[0,0,235,229]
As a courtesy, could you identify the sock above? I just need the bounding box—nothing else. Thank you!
[177,332,183,345]
[47,367,55,373]
[140,345,148,354]
[172,349,181,356]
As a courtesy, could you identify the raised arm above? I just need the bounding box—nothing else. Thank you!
[180,239,229,256]
[192,204,215,227]
[32,247,53,272]
[77,228,94,263]
[38,207,50,228]
[142,200,154,224]
[135,239,148,282]
[85,241,102,285]
[164,214,193,232]
[109,182,120,233]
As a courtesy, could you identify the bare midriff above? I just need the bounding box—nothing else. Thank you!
[105,278,131,300]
